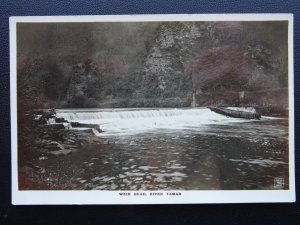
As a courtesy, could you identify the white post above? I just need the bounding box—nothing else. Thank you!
[191,89,196,107]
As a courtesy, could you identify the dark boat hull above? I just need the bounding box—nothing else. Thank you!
[209,107,261,120]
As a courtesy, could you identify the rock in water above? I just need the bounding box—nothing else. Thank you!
[55,117,68,123]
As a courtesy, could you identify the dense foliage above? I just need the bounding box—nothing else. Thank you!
[17,21,288,109]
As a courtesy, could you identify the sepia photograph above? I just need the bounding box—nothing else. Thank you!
[10,14,295,204]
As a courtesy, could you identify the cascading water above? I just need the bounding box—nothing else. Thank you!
[56,108,246,135]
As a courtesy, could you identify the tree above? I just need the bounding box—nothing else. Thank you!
[185,46,260,91]
[17,56,46,165]
[184,46,273,106]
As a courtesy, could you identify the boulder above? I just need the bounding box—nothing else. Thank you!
[47,123,66,130]
[55,117,68,123]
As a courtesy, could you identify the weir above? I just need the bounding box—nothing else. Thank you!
[57,108,215,121]
[56,108,247,135]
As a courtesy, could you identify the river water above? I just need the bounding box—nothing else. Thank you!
[56,108,289,190]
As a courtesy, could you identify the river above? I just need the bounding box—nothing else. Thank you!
[55,108,289,190]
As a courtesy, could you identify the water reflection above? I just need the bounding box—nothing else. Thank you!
[78,119,288,190]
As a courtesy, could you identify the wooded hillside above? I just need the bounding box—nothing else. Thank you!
[17,21,288,110]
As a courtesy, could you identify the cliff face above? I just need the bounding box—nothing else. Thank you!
[17,21,288,110]
[140,24,195,99]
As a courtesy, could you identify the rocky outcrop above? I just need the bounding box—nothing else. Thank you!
[140,22,212,100]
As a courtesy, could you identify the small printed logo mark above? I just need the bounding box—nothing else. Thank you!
[274,178,284,189]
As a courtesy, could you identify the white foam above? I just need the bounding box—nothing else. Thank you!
[139,166,158,171]
[56,108,248,135]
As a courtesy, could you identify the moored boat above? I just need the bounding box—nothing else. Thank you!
[209,107,261,119]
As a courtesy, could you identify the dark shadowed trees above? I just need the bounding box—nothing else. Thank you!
[184,46,281,106]
[185,46,261,91]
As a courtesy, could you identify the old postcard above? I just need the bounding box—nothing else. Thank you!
[10,14,295,204]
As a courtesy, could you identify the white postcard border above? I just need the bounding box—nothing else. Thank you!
[10,14,295,205]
